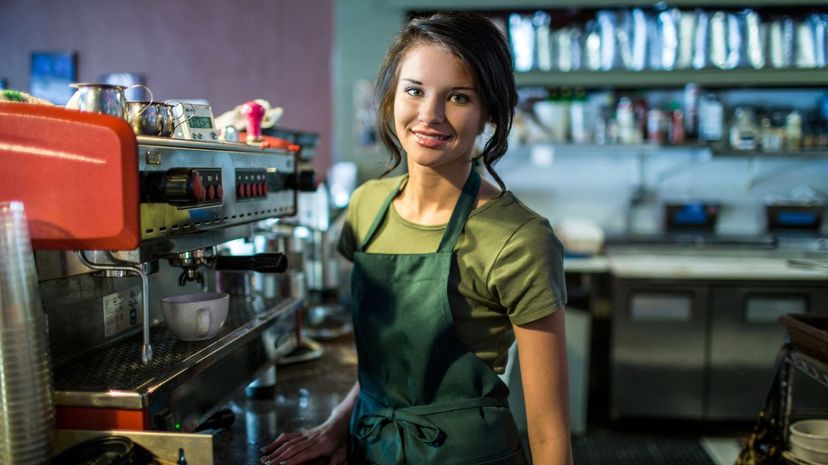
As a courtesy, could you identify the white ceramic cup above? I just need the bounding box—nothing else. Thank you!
[161,292,229,341]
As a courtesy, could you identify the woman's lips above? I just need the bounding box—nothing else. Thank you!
[412,130,451,148]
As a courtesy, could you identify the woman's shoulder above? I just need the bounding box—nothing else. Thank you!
[346,175,406,225]
[473,192,553,232]
[351,175,404,204]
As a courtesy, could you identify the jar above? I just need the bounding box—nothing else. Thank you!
[698,93,724,143]
[729,107,757,151]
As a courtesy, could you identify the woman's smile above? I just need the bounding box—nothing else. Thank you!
[412,129,452,148]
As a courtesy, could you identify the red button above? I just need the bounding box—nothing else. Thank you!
[260,182,268,196]
[237,184,245,197]
[207,185,215,200]
[190,172,205,201]
[217,185,224,200]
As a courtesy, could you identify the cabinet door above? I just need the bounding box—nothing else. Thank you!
[707,284,828,420]
[611,280,709,419]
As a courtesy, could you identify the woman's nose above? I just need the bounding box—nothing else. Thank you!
[418,96,445,124]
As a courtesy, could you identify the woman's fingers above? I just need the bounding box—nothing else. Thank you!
[261,432,300,454]
[277,437,319,462]
[261,433,325,464]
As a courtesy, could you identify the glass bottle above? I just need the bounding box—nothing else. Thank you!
[729,107,757,151]
[616,96,636,144]
[570,87,589,144]
[785,110,802,151]
[698,93,724,145]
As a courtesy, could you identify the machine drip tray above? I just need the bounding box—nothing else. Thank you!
[53,296,302,430]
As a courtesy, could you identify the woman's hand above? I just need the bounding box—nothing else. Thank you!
[259,416,348,465]
[261,382,360,465]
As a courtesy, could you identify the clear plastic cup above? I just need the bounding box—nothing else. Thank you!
[0,201,55,465]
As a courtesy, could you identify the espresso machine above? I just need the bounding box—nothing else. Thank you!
[0,102,310,435]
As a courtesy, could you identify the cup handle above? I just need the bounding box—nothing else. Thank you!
[196,307,212,337]
[165,100,197,130]
[127,84,154,106]
[124,84,155,124]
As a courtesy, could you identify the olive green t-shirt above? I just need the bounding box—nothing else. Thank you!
[337,175,567,373]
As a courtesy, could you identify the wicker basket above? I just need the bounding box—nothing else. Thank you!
[780,314,828,365]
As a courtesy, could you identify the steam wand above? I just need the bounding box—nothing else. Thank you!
[77,251,153,365]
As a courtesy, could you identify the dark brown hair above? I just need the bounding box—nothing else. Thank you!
[375,11,517,190]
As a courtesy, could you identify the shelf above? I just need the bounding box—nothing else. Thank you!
[712,149,828,157]
[391,0,828,9]
[509,143,828,158]
[515,68,828,89]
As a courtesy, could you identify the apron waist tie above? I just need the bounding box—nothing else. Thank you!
[353,395,508,464]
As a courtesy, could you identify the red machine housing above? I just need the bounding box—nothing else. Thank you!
[0,102,140,250]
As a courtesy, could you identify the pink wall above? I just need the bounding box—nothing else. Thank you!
[0,0,332,172]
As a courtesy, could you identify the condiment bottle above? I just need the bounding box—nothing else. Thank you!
[699,93,724,145]
[729,107,757,151]
[668,102,685,145]
[616,97,636,144]
[570,87,589,143]
[647,108,665,144]
[785,110,802,151]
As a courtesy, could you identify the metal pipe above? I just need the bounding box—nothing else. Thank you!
[77,251,153,365]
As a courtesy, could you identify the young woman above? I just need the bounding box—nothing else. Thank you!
[262,12,571,465]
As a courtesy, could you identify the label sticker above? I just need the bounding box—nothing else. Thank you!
[102,287,142,338]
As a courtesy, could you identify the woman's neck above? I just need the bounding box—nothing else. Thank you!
[394,163,472,226]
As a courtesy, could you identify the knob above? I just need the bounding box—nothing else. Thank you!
[142,168,207,204]
[286,169,317,192]
[190,171,206,201]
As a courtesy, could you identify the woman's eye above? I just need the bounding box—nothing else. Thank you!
[449,94,471,104]
[404,87,423,97]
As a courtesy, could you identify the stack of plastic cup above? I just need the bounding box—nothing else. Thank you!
[0,201,55,465]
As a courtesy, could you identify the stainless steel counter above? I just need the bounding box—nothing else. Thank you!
[564,240,828,280]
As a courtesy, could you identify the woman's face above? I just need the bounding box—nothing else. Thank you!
[393,44,484,173]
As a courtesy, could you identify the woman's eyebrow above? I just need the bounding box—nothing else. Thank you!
[400,78,477,92]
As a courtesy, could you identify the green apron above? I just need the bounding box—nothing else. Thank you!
[348,170,528,465]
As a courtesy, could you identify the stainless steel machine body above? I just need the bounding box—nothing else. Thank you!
[38,136,304,432]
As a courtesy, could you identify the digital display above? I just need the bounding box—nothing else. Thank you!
[188,116,213,129]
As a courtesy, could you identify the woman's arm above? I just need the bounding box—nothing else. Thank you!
[514,309,573,465]
[260,381,360,465]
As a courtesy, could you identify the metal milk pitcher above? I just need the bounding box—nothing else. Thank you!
[65,83,130,118]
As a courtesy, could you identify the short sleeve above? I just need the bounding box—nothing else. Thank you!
[488,217,567,326]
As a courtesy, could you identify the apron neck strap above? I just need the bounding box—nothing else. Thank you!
[357,176,407,252]
[357,170,481,253]
[437,169,480,253]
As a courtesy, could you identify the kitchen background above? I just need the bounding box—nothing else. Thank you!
[3,0,826,237]
[2,0,828,463]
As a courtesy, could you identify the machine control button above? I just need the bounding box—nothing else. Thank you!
[217,184,224,200]
[207,185,215,200]
[190,171,205,201]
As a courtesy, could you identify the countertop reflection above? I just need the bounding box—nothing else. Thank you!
[212,334,357,465]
